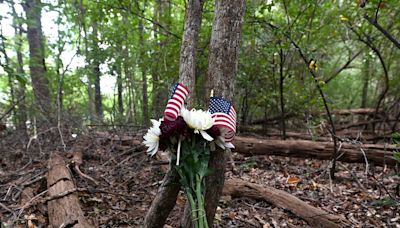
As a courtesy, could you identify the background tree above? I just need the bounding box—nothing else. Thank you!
[23,0,52,125]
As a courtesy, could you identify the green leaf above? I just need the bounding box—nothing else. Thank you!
[14,73,27,86]
[370,197,398,207]
[239,161,257,172]
[394,152,400,163]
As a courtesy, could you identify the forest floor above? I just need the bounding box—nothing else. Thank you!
[0,129,399,227]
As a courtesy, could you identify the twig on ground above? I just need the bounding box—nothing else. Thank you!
[73,164,99,185]
[0,201,15,215]
[338,163,367,192]
[359,148,370,175]
[12,189,48,225]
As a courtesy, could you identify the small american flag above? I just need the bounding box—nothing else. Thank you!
[209,97,237,142]
[164,83,189,121]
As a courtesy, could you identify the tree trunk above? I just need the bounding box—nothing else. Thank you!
[78,0,94,123]
[10,2,28,133]
[122,11,136,123]
[234,136,398,166]
[0,26,16,125]
[14,15,28,133]
[143,166,182,228]
[23,0,52,125]
[361,53,370,109]
[143,1,204,227]
[177,0,204,108]
[279,47,286,140]
[151,0,162,118]
[204,0,245,226]
[117,69,124,116]
[91,20,103,121]
[137,2,149,126]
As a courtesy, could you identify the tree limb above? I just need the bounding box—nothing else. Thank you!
[364,14,400,49]
[325,50,363,84]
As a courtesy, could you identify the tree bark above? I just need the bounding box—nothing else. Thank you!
[234,136,398,166]
[279,47,286,140]
[78,0,94,123]
[23,0,52,124]
[91,19,103,121]
[204,0,245,226]
[115,60,124,116]
[47,153,91,228]
[144,0,205,227]
[11,3,28,133]
[13,12,28,133]
[143,166,182,228]
[151,0,166,118]
[223,178,349,228]
[137,2,149,126]
[122,11,136,123]
[117,67,124,116]
[178,0,204,108]
[361,53,370,109]
[0,25,16,126]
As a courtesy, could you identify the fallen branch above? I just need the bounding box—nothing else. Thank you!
[71,150,99,185]
[47,153,91,228]
[234,136,398,166]
[328,108,379,115]
[223,178,350,228]
[0,201,15,215]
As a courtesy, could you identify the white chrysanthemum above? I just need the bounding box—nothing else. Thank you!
[143,119,162,156]
[181,107,214,141]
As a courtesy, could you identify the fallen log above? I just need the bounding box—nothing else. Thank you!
[234,136,398,166]
[239,128,392,143]
[47,153,91,228]
[223,178,350,228]
[329,108,380,115]
[336,119,397,130]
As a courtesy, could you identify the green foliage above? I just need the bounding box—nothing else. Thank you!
[239,160,257,172]
[0,0,399,127]
[370,197,399,207]
[392,132,400,163]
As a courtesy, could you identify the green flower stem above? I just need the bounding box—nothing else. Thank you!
[187,190,199,227]
[196,174,204,228]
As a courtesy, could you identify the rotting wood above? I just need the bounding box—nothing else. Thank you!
[47,153,91,228]
[223,178,350,228]
[233,136,398,166]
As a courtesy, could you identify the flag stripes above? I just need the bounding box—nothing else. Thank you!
[209,97,237,142]
[163,83,189,121]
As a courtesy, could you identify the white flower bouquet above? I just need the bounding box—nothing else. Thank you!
[143,83,236,227]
